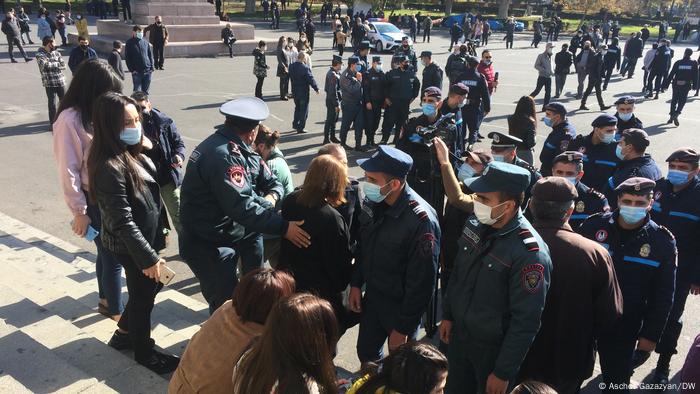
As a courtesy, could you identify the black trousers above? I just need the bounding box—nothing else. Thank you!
[279,75,289,98]
[337,44,344,56]
[381,100,409,142]
[324,101,338,140]
[657,278,692,355]
[115,252,163,360]
[365,99,383,141]
[505,34,514,49]
[423,29,430,42]
[120,0,131,21]
[45,85,66,125]
[598,335,636,394]
[152,43,164,68]
[581,78,605,108]
[669,84,692,116]
[255,76,264,98]
[602,65,615,89]
[7,37,28,60]
[646,71,664,93]
[530,76,552,107]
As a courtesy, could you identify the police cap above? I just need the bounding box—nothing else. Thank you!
[553,151,584,165]
[532,176,578,202]
[621,128,650,151]
[359,40,371,49]
[544,102,567,116]
[348,56,360,65]
[372,55,381,63]
[394,54,409,63]
[591,114,617,127]
[614,95,636,105]
[423,86,442,99]
[332,54,343,63]
[465,55,479,66]
[420,50,432,58]
[615,177,656,195]
[465,161,531,195]
[488,131,522,149]
[666,147,700,164]
[357,145,413,178]
[219,97,269,128]
[449,82,469,96]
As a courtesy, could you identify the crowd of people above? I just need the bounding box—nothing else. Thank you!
[3,1,697,393]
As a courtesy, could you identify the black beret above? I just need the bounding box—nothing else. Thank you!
[614,95,636,105]
[544,102,567,116]
[621,128,650,150]
[420,50,432,57]
[347,56,360,65]
[423,86,442,99]
[449,82,469,95]
[332,54,343,63]
[615,177,656,194]
[591,114,617,127]
[372,55,381,62]
[532,177,578,202]
[666,147,700,164]
[553,151,584,165]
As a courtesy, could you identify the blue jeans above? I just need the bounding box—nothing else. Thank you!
[85,197,124,315]
[292,95,310,131]
[131,71,152,94]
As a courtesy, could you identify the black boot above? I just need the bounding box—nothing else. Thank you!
[631,349,651,370]
[136,350,180,374]
[651,353,672,384]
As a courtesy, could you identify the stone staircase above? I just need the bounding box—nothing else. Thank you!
[0,212,209,393]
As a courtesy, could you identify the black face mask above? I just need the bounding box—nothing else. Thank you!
[403,44,409,49]
[80,44,88,49]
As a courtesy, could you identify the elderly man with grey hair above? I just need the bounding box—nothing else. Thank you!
[289,51,319,133]
[518,176,622,393]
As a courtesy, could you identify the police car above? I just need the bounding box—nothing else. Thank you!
[366,21,413,52]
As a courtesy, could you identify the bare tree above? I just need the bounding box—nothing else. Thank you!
[246,0,256,15]
[446,0,454,15]
[498,0,511,18]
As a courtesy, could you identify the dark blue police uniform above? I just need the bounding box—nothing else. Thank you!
[664,53,699,122]
[567,133,619,191]
[570,182,609,229]
[457,56,490,148]
[179,98,287,313]
[579,179,676,393]
[380,56,421,144]
[539,119,577,176]
[351,146,441,363]
[603,154,662,207]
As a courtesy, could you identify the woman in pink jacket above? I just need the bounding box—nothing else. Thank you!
[53,58,125,320]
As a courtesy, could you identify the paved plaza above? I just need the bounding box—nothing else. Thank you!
[1,17,699,392]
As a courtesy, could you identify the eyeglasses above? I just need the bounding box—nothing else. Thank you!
[483,56,492,59]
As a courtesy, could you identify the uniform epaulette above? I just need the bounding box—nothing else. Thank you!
[658,225,676,241]
[588,211,606,219]
[518,227,540,252]
[409,200,429,222]
[588,187,606,200]
[516,160,537,173]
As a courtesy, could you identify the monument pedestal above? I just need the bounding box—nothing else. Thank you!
[69,0,275,57]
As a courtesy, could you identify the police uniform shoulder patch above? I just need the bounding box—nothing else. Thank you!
[409,200,429,222]
[418,233,436,257]
[521,263,545,293]
[518,227,540,252]
[189,149,201,163]
[229,141,242,156]
[575,200,585,213]
[559,139,570,151]
[588,188,606,200]
[595,229,608,242]
[227,165,246,188]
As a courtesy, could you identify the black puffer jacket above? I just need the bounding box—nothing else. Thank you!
[94,155,166,268]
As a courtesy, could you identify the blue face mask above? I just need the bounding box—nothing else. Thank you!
[543,116,553,127]
[422,103,437,117]
[356,64,362,72]
[136,31,144,40]
[600,132,616,144]
[363,181,390,203]
[492,154,505,162]
[564,176,578,186]
[120,124,142,146]
[618,112,633,122]
[615,145,625,160]
[457,163,476,181]
[667,169,691,186]
[619,205,647,225]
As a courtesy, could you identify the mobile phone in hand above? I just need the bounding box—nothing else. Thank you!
[159,265,176,285]
[84,225,99,241]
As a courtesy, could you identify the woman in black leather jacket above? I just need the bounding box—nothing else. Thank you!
[87,92,179,374]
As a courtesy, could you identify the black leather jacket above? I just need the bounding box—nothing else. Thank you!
[94,155,166,269]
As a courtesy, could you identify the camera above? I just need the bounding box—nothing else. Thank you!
[414,113,458,147]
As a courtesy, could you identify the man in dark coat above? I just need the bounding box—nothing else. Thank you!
[518,177,622,394]
[289,51,319,134]
[144,15,168,70]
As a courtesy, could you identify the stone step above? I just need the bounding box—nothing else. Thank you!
[96,20,255,42]
[0,284,169,393]
[133,3,217,19]
[134,16,221,25]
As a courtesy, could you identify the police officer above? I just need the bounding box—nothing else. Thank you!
[613,96,643,138]
[339,56,366,151]
[645,39,672,99]
[347,146,440,366]
[603,128,662,207]
[518,177,622,393]
[489,131,542,209]
[380,55,420,145]
[602,37,621,90]
[394,36,417,70]
[579,44,611,111]
[539,102,577,177]
[363,55,386,148]
[438,83,467,157]
[440,161,552,394]
[457,55,490,150]
[398,87,452,204]
[579,178,676,394]
[568,114,620,191]
[551,151,609,229]
[420,50,443,95]
[647,148,700,384]
[323,55,343,144]
[179,97,310,313]
[445,44,467,85]
[663,48,698,126]
[353,39,371,68]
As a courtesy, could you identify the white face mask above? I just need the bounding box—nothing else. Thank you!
[473,200,507,226]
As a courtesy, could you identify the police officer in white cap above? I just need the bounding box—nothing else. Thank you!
[179,97,310,313]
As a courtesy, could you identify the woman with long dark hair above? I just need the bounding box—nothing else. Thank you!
[53,58,124,320]
[278,155,352,332]
[348,342,448,394]
[87,92,178,374]
[508,95,538,165]
[232,293,340,394]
